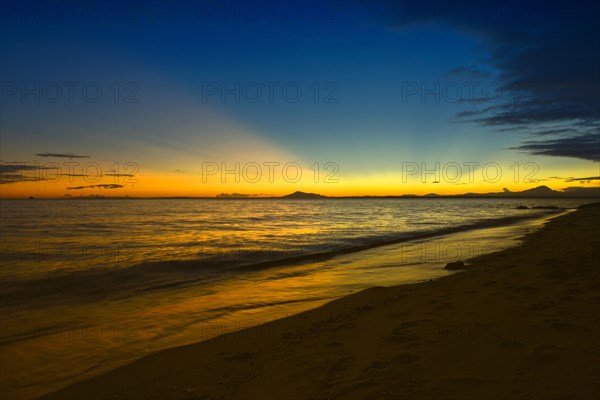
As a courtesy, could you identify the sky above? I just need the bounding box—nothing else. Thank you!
[0,0,598,198]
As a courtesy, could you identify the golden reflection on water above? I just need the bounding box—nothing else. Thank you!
[0,215,554,400]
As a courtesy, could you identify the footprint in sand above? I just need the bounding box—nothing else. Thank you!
[436,376,484,389]
[366,359,391,370]
[559,295,575,302]
[550,321,574,330]
[498,339,521,348]
[226,352,256,361]
[481,280,497,287]
[529,301,555,311]
[386,328,420,345]
[563,288,583,295]
[517,285,538,294]
[400,321,419,328]
[396,352,419,364]
[529,345,559,363]
[326,356,354,377]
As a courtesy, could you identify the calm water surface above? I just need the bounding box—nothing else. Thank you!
[0,198,593,399]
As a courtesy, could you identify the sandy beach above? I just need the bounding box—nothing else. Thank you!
[4,1,599,399]
[40,203,600,400]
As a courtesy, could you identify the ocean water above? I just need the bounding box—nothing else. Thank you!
[1,198,589,279]
[0,198,594,399]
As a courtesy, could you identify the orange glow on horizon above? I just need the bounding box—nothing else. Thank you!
[1,169,598,199]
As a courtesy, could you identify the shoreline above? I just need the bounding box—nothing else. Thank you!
[40,202,600,399]
[1,209,565,314]
[1,208,567,400]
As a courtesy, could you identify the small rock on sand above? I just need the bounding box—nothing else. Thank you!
[445,261,466,270]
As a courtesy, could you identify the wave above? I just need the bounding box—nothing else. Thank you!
[0,210,564,310]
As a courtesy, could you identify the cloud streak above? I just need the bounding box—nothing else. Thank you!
[0,163,58,184]
[67,184,124,190]
[564,176,600,182]
[510,135,600,161]
[35,153,91,159]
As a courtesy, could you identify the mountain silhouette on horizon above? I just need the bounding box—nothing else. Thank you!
[276,186,599,199]
[281,191,327,199]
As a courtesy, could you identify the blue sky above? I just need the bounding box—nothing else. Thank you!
[1,0,598,197]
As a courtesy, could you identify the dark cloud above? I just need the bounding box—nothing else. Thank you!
[35,153,91,159]
[105,173,134,177]
[524,128,578,137]
[368,0,600,161]
[0,163,134,185]
[67,184,124,190]
[509,135,600,161]
[0,163,58,184]
[564,176,600,182]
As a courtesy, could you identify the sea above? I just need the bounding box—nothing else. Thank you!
[0,197,594,399]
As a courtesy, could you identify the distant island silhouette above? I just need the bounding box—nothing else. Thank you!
[36,185,600,200]
[281,191,327,199]
[213,186,599,199]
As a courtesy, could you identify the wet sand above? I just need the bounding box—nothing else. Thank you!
[41,203,600,400]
